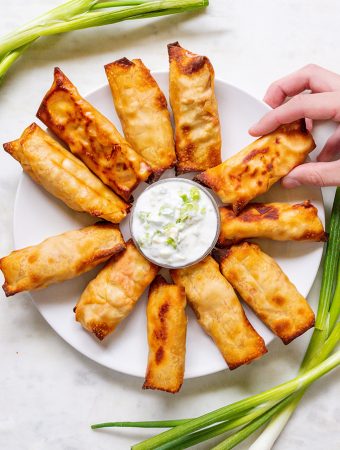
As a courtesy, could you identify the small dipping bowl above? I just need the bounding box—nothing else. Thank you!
[130,178,220,269]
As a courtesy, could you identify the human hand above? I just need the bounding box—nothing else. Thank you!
[249,64,340,188]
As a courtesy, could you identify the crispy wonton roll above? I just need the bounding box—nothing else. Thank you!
[217,201,327,247]
[168,42,221,174]
[195,120,315,214]
[75,240,159,340]
[105,58,176,181]
[219,242,315,344]
[0,222,125,297]
[3,123,129,223]
[170,256,267,370]
[143,275,187,393]
[37,67,152,201]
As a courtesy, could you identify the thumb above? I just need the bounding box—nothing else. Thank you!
[282,160,340,188]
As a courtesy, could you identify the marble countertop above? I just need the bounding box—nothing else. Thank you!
[0,1,339,449]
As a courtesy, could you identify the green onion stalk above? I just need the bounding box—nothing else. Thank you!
[91,188,340,449]
[248,187,340,450]
[0,0,208,83]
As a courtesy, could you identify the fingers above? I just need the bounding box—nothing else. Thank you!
[305,118,313,132]
[249,92,340,136]
[317,123,340,162]
[263,64,340,108]
[282,160,340,188]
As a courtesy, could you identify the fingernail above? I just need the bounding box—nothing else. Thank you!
[283,177,302,189]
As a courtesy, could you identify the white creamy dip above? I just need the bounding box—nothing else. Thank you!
[131,179,219,268]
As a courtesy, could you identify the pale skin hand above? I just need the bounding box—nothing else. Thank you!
[249,64,340,188]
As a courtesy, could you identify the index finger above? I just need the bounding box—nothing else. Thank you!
[264,64,340,108]
[249,92,340,136]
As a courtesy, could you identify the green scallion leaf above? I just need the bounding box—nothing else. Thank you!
[138,211,150,222]
[166,237,177,249]
[163,223,175,232]
[180,193,190,203]
[190,187,200,201]
[0,0,209,84]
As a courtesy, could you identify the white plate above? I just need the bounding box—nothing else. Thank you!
[13,72,325,379]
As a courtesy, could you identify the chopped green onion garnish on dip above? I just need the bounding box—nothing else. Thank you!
[131,180,218,267]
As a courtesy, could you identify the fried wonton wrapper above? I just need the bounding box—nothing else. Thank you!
[75,240,159,340]
[170,256,267,370]
[168,42,222,174]
[37,67,152,201]
[0,222,125,297]
[218,201,327,247]
[195,120,315,214]
[3,123,129,223]
[105,58,176,181]
[143,275,187,393]
[219,242,315,344]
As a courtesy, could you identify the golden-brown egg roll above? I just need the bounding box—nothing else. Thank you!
[219,242,315,344]
[143,275,187,393]
[0,222,125,297]
[37,67,152,201]
[75,240,159,340]
[3,123,129,223]
[195,120,315,214]
[170,256,267,370]
[105,58,176,181]
[217,201,327,247]
[168,42,221,174]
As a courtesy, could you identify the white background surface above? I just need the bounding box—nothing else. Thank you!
[0,1,339,449]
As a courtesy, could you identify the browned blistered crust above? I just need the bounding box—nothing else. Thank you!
[195,120,316,214]
[217,201,327,247]
[37,67,152,201]
[147,168,167,184]
[167,42,222,174]
[168,42,208,74]
[219,242,315,344]
[3,123,130,223]
[170,256,267,370]
[143,275,187,393]
[112,57,134,68]
[75,240,159,340]
[105,58,176,181]
[0,222,125,296]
